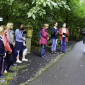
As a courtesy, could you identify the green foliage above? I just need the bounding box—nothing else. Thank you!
[27,0,70,20]
[0,0,84,46]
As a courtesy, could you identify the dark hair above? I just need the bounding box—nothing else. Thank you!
[18,22,23,29]
[63,23,66,25]
[53,22,58,26]
[23,30,27,34]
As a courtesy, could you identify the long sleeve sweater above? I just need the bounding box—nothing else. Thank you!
[51,27,59,39]
[15,29,24,42]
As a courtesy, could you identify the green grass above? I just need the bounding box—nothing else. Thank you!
[0,65,27,85]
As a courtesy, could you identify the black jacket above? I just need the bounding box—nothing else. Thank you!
[0,36,5,56]
[51,27,59,39]
[82,28,85,44]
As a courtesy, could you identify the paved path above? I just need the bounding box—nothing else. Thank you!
[29,41,85,85]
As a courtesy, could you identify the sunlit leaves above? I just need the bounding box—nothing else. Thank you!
[27,6,46,20]
[27,0,70,20]
[7,0,14,5]
[0,0,71,20]
[70,0,85,18]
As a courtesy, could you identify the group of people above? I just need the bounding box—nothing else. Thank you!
[0,22,28,80]
[39,22,69,58]
[0,21,69,82]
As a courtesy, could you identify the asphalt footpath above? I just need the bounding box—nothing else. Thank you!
[29,41,85,85]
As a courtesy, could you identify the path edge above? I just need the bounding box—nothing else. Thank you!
[20,41,77,85]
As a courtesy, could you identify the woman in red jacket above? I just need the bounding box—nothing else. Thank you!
[59,23,69,53]
[2,26,13,73]
[39,24,49,58]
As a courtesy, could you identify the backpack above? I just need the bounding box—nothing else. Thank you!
[38,31,41,38]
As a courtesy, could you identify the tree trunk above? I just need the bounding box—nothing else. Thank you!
[66,0,69,27]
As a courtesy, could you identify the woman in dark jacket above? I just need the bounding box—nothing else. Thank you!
[51,22,59,54]
[82,28,85,54]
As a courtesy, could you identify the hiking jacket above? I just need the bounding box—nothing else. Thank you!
[59,28,69,42]
[39,28,49,45]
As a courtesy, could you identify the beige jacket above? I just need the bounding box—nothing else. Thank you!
[7,30,15,45]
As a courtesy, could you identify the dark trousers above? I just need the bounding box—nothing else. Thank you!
[0,56,2,76]
[10,44,18,64]
[41,44,46,57]
[4,56,8,70]
[5,52,13,71]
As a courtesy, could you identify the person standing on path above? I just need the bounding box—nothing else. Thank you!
[82,28,85,54]
[39,24,49,58]
[51,22,59,54]
[15,23,28,63]
[59,23,69,53]
[21,28,28,61]
[2,26,14,73]
[0,26,6,80]
[6,23,18,66]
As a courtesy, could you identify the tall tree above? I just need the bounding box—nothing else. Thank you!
[66,0,69,27]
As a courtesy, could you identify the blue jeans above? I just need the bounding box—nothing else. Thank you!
[41,44,46,57]
[60,37,66,52]
[0,56,3,76]
[51,38,58,52]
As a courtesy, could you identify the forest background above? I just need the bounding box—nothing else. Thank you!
[0,0,85,46]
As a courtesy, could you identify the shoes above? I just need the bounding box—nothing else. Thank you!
[11,63,17,67]
[41,55,47,58]
[7,70,14,73]
[63,51,65,53]
[0,75,6,78]
[44,55,47,57]
[54,51,57,54]
[16,60,22,63]
[22,59,28,61]
[51,51,54,54]
[13,63,17,66]
[4,70,7,73]
[51,51,56,54]
[60,52,62,54]
[41,56,45,58]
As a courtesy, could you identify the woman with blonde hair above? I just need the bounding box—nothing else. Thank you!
[6,23,15,47]
[39,24,49,58]
[0,26,6,79]
[6,22,18,66]
[2,25,14,72]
